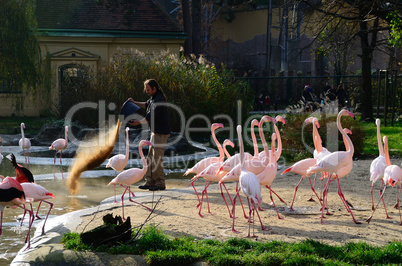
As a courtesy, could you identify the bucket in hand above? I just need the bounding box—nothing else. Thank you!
[120,100,141,118]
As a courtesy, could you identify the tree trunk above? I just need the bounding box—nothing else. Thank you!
[359,21,374,121]
[181,0,192,55]
[192,0,203,56]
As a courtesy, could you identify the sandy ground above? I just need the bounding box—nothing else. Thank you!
[12,158,402,265]
[76,158,402,247]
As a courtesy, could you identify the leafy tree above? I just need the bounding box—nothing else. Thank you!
[0,0,42,96]
[299,0,402,121]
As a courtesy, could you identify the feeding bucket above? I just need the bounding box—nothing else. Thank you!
[120,100,141,119]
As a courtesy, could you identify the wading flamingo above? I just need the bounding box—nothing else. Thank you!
[307,109,361,224]
[231,125,270,237]
[49,126,69,178]
[369,119,390,218]
[191,139,234,217]
[19,123,31,166]
[106,127,130,203]
[108,140,152,220]
[367,136,402,225]
[0,176,33,250]
[10,153,34,183]
[184,123,225,176]
[20,182,55,235]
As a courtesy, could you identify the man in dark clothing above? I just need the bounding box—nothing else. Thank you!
[128,79,171,191]
[302,85,313,103]
[325,85,337,101]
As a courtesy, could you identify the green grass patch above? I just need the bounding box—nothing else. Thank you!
[361,118,402,157]
[61,225,402,265]
[0,116,53,135]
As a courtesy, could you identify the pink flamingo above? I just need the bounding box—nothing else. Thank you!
[281,158,320,211]
[307,109,361,224]
[258,115,286,162]
[305,117,331,200]
[20,182,55,235]
[191,139,234,217]
[231,125,270,237]
[184,123,225,176]
[367,136,402,224]
[106,127,130,203]
[0,176,33,250]
[108,140,152,220]
[369,119,390,218]
[218,119,259,174]
[256,129,286,219]
[19,123,31,166]
[219,116,276,220]
[49,126,69,178]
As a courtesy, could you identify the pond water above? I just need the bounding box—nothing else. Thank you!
[0,152,188,264]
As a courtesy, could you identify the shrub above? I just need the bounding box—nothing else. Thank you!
[59,50,254,130]
[281,111,365,161]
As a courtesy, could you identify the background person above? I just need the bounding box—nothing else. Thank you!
[128,79,171,191]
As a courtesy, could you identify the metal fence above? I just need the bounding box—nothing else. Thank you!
[240,73,402,124]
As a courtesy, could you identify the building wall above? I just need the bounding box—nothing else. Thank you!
[0,36,183,117]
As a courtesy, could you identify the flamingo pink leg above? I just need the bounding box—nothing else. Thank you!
[231,192,241,234]
[191,176,201,203]
[379,180,392,219]
[197,180,213,217]
[220,182,233,218]
[335,177,361,224]
[127,186,152,211]
[265,186,284,219]
[38,200,53,235]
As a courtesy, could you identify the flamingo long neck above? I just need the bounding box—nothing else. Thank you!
[270,133,276,165]
[21,124,25,139]
[237,126,246,170]
[212,127,224,162]
[258,120,269,157]
[273,123,282,160]
[223,145,232,159]
[312,121,323,152]
[124,130,129,160]
[376,121,384,156]
[384,137,391,166]
[64,127,68,146]
[337,113,354,155]
[251,121,259,157]
[139,143,148,173]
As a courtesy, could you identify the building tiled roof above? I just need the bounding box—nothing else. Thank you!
[36,0,183,33]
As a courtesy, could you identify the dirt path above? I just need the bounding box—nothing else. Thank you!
[77,158,402,247]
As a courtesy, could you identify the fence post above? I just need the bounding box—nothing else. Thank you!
[384,70,388,127]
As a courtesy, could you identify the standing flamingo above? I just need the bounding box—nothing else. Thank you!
[367,136,402,224]
[108,140,152,220]
[218,119,259,174]
[219,116,276,220]
[307,109,361,224]
[305,117,331,200]
[231,125,270,237]
[49,126,69,178]
[281,158,320,211]
[184,123,225,176]
[258,115,285,162]
[20,182,55,235]
[0,176,33,250]
[369,119,390,218]
[191,139,234,217]
[10,153,34,183]
[19,123,31,166]
[106,127,130,203]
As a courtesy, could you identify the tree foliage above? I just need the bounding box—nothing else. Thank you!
[299,0,402,120]
[0,0,42,91]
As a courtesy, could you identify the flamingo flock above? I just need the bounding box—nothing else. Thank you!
[0,111,401,250]
[186,109,401,237]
